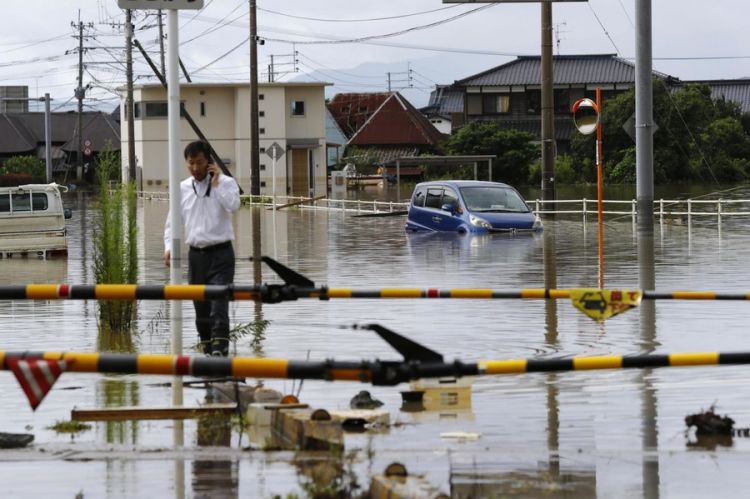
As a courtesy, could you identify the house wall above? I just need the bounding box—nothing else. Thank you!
[121,83,328,196]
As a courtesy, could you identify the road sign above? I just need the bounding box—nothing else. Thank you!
[623,112,659,143]
[265,142,285,160]
[83,147,92,156]
[83,139,92,148]
[117,0,204,10]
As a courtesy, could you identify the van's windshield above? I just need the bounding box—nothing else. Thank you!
[459,186,530,213]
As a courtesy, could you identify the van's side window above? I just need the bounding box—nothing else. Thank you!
[442,188,459,210]
[0,194,9,212]
[425,188,443,209]
[412,189,425,207]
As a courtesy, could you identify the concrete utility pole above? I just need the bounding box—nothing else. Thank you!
[249,0,260,195]
[540,2,556,204]
[75,17,85,177]
[126,9,136,182]
[635,0,654,233]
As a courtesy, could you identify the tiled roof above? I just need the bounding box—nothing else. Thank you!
[348,93,445,147]
[327,92,391,138]
[0,115,36,154]
[456,54,673,87]
[0,112,120,154]
[682,79,750,113]
[421,85,464,117]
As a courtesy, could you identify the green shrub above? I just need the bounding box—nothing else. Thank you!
[1,156,45,182]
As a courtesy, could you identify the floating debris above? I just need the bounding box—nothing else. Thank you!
[349,390,383,410]
[0,432,34,449]
[685,405,734,435]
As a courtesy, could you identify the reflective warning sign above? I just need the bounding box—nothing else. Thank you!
[570,288,643,321]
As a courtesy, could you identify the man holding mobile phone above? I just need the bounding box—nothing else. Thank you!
[163,140,240,356]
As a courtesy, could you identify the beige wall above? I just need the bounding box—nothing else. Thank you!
[121,83,328,195]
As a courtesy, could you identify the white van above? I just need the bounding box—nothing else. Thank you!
[0,183,71,258]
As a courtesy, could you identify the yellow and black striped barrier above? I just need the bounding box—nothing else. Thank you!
[3,284,749,321]
[2,349,750,386]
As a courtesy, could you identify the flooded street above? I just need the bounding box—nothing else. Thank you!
[3,186,750,498]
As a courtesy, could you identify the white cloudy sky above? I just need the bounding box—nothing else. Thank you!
[0,0,747,111]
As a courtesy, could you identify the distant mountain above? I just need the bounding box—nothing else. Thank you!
[289,52,511,108]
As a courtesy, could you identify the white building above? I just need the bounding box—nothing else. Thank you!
[119,81,331,197]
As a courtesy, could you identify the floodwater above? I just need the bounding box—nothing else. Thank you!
[3,184,750,498]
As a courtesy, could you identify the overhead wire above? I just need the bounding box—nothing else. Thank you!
[257,5,463,23]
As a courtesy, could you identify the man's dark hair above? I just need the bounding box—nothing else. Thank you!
[184,140,213,162]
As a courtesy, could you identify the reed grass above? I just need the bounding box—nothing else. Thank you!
[93,146,138,344]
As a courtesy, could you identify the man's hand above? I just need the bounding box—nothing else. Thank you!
[164,250,171,268]
[207,164,220,187]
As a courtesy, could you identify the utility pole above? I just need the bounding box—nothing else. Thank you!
[158,10,166,77]
[249,0,260,195]
[635,0,654,234]
[387,72,391,92]
[75,17,85,178]
[540,2,556,205]
[269,54,274,82]
[126,9,136,182]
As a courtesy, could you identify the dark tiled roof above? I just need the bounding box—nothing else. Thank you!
[346,146,420,166]
[456,54,673,87]
[682,79,750,113]
[0,112,120,154]
[0,115,36,153]
[348,93,446,147]
[421,85,464,116]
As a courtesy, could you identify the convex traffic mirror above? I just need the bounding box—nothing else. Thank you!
[572,98,599,135]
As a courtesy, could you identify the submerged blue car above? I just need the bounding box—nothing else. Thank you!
[405,180,542,234]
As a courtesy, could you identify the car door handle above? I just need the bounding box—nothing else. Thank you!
[431,216,442,222]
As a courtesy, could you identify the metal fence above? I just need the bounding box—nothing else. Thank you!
[138,191,750,226]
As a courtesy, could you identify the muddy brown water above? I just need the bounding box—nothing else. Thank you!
[3,186,750,498]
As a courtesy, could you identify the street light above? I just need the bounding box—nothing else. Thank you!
[1,94,53,183]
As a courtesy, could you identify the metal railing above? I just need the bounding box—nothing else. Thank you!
[139,191,750,225]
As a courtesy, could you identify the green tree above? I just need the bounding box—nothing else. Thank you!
[570,81,750,184]
[444,122,539,184]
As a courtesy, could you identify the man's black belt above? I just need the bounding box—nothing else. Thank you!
[189,241,232,254]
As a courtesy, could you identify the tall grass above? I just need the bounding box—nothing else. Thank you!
[93,147,138,346]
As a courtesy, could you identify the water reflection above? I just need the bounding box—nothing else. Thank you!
[98,378,140,444]
[638,227,659,499]
[192,391,238,499]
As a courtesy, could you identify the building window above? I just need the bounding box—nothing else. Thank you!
[200,102,206,117]
[134,101,185,118]
[357,105,368,113]
[259,128,265,134]
[260,147,266,154]
[260,181,266,187]
[466,94,482,116]
[258,94,264,100]
[482,94,510,114]
[554,89,570,114]
[259,110,265,117]
[260,164,266,171]
[291,100,305,116]
[526,90,541,114]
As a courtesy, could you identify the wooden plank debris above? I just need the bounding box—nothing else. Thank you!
[71,403,237,422]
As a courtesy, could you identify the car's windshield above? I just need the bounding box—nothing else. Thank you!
[459,186,530,213]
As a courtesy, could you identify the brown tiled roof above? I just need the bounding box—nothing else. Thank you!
[327,92,391,138]
[0,112,120,154]
[348,93,446,147]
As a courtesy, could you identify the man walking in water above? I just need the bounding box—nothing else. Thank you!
[164,141,240,356]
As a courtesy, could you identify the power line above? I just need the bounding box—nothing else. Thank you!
[257,5,463,23]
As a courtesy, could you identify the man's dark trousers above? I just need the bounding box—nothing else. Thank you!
[188,242,235,356]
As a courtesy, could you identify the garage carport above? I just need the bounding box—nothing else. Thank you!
[382,155,496,199]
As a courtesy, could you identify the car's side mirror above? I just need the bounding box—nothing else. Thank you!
[441,203,456,214]
[64,208,72,220]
